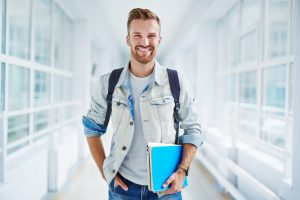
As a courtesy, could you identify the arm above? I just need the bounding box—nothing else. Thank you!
[87,136,106,180]
[82,75,109,180]
[163,72,202,194]
[83,74,128,190]
[86,132,128,190]
[178,143,197,173]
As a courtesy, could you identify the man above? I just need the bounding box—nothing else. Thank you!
[82,8,203,199]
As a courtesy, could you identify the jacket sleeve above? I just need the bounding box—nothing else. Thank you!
[177,72,203,148]
[82,74,109,137]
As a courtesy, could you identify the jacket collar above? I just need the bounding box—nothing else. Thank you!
[115,59,165,88]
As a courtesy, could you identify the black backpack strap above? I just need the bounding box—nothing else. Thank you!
[104,68,124,127]
[166,68,181,144]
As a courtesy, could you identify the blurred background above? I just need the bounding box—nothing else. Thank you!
[0,0,299,199]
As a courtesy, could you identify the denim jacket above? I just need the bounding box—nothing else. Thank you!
[82,60,203,186]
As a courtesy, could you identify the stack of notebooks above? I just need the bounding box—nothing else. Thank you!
[147,142,188,192]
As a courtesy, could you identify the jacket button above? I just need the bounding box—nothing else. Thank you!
[122,146,127,150]
[112,169,116,173]
[130,122,133,126]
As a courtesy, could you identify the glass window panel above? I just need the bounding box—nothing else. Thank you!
[241,0,261,28]
[241,30,257,63]
[71,106,78,117]
[54,107,63,124]
[34,71,50,106]
[33,134,48,142]
[238,109,257,136]
[266,0,288,59]
[64,17,72,71]
[7,142,29,154]
[34,0,51,65]
[263,65,286,114]
[1,4,4,54]
[216,77,226,122]
[239,71,257,104]
[261,117,285,148]
[7,114,29,144]
[64,106,78,119]
[53,75,63,103]
[63,78,72,101]
[290,0,294,55]
[289,63,293,116]
[91,44,102,76]
[34,111,48,132]
[8,0,31,59]
[8,65,30,110]
[54,4,65,69]
[65,106,71,120]
[227,74,237,102]
[217,19,227,71]
[0,63,4,111]
[228,6,239,68]
[0,0,2,52]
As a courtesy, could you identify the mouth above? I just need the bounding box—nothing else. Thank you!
[136,46,153,53]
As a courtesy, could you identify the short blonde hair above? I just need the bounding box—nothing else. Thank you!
[127,8,161,34]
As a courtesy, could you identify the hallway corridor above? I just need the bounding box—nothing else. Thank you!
[45,157,232,200]
[1,0,299,199]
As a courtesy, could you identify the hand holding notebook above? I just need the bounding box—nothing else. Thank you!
[147,142,188,192]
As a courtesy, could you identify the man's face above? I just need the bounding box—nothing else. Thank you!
[126,19,161,64]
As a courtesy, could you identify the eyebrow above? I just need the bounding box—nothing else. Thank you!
[131,32,158,35]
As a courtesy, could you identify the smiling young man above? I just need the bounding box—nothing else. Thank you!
[82,8,203,200]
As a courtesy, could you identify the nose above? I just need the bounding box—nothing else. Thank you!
[141,36,149,46]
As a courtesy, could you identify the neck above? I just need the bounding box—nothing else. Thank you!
[130,58,155,78]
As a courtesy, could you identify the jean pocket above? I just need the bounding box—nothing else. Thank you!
[160,192,182,200]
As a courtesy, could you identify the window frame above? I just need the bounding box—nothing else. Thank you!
[0,0,79,183]
[214,0,294,165]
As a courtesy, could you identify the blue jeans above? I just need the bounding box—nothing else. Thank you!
[108,174,182,200]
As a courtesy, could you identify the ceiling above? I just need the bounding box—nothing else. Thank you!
[59,0,232,60]
[95,0,201,54]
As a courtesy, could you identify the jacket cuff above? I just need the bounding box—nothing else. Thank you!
[178,133,203,149]
[82,116,107,137]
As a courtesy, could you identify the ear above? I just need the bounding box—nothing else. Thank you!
[158,36,162,46]
[126,35,130,46]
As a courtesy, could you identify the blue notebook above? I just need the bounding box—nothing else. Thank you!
[147,143,188,192]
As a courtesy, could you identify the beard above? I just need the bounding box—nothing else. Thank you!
[130,45,157,64]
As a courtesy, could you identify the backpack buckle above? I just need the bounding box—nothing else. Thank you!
[175,102,180,111]
[106,94,113,102]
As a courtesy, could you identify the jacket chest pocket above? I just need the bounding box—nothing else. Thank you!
[111,97,128,131]
[149,96,174,121]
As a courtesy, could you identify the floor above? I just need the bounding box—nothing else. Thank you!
[44,156,232,200]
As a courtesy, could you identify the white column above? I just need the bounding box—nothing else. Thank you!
[290,0,300,197]
[280,0,300,199]
[72,19,92,160]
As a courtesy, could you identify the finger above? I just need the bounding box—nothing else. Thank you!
[163,174,175,188]
[114,176,128,191]
[113,176,119,188]
[163,184,178,195]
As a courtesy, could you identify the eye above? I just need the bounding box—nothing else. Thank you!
[133,35,141,38]
[148,35,156,39]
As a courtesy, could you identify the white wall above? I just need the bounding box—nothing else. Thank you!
[237,149,283,199]
[0,141,48,200]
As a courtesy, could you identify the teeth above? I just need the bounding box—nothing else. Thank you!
[137,47,151,52]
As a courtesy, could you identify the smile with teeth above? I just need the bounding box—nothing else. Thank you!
[136,47,152,52]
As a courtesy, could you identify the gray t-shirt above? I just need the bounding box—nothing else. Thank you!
[118,71,152,185]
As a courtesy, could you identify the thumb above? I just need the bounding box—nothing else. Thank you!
[163,173,175,188]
